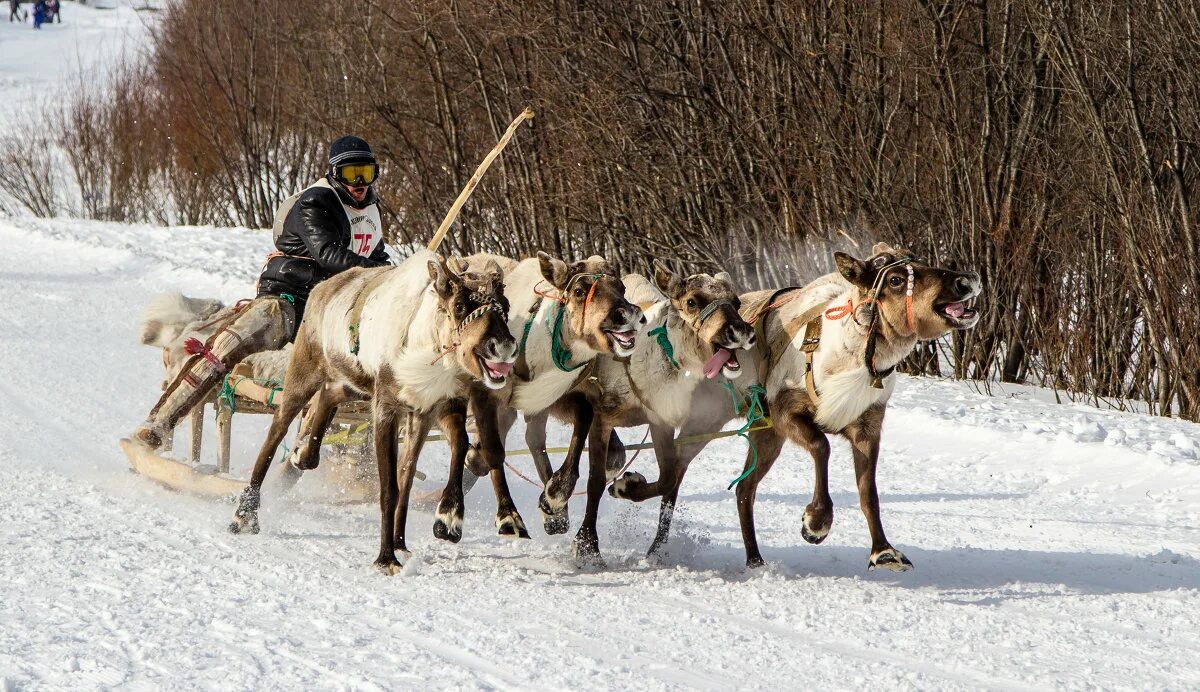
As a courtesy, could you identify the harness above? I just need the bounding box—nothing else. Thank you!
[346,267,507,364]
[430,290,508,364]
[514,272,613,378]
[745,255,917,407]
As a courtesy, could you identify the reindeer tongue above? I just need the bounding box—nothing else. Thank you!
[485,360,514,377]
[703,348,733,379]
[943,302,967,318]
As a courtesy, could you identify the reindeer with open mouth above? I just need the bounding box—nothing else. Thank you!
[460,252,646,541]
[522,262,756,563]
[735,242,981,570]
[608,243,981,571]
[227,250,522,574]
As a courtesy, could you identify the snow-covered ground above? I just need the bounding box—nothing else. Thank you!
[0,1,153,122]
[3,5,1200,690]
[3,214,1200,690]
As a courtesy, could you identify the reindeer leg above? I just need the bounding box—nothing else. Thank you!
[229,340,324,536]
[286,384,348,472]
[469,388,530,539]
[372,403,404,574]
[644,423,685,558]
[523,410,554,484]
[574,417,612,567]
[393,410,434,555]
[464,403,514,485]
[844,405,911,572]
[433,398,469,543]
[735,425,786,568]
[795,420,833,545]
[539,393,592,535]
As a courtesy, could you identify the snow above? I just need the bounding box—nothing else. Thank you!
[0,1,153,122]
[4,215,1200,691]
[2,6,1200,690]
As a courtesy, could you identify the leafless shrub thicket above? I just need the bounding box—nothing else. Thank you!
[6,0,1196,420]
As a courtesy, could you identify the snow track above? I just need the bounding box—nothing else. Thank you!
[2,215,1199,690]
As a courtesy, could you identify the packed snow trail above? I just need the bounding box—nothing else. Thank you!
[1,215,1199,690]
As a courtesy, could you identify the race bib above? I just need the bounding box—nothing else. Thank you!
[343,203,382,257]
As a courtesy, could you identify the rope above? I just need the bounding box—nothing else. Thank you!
[648,325,679,368]
[191,298,252,333]
[503,427,651,497]
[217,373,283,413]
[725,384,768,490]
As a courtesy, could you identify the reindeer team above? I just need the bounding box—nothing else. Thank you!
[159,241,979,574]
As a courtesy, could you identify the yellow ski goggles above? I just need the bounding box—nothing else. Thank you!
[334,163,378,186]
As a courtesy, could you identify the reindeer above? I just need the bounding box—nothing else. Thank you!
[460,252,646,540]
[609,243,981,571]
[228,250,522,575]
[523,262,756,562]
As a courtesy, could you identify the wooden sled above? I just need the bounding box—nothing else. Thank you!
[121,362,432,500]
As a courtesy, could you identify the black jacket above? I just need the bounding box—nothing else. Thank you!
[257,177,389,318]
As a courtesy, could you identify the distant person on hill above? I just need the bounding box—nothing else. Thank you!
[45,0,57,23]
[9,0,27,23]
[131,136,392,451]
[31,0,44,28]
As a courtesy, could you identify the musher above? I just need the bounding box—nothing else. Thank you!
[132,135,390,448]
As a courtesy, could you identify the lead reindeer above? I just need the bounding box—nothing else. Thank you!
[611,243,981,570]
[524,262,756,562]
[228,250,523,574]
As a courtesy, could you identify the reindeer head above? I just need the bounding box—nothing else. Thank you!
[654,262,756,379]
[428,257,517,390]
[834,242,981,341]
[537,251,645,357]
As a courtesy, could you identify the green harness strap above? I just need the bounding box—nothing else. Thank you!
[724,383,768,490]
[548,301,587,372]
[647,323,679,369]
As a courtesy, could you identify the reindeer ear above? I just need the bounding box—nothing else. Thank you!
[834,252,874,288]
[537,251,570,290]
[653,261,684,299]
[871,242,896,256]
[713,271,732,285]
[428,259,456,299]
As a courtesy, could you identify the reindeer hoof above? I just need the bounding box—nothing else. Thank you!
[227,515,259,535]
[287,447,319,471]
[868,548,913,572]
[433,516,463,544]
[573,536,606,569]
[607,471,646,500]
[497,512,531,539]
[373,557,404,576]
[800,523,828,545]
[746,554,767,569]
[538,492,570,535]
[229,487,260,535]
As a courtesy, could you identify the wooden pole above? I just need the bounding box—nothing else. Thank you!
[426,107,535,252]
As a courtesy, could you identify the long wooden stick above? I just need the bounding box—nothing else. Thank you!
[426,107,535,252]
